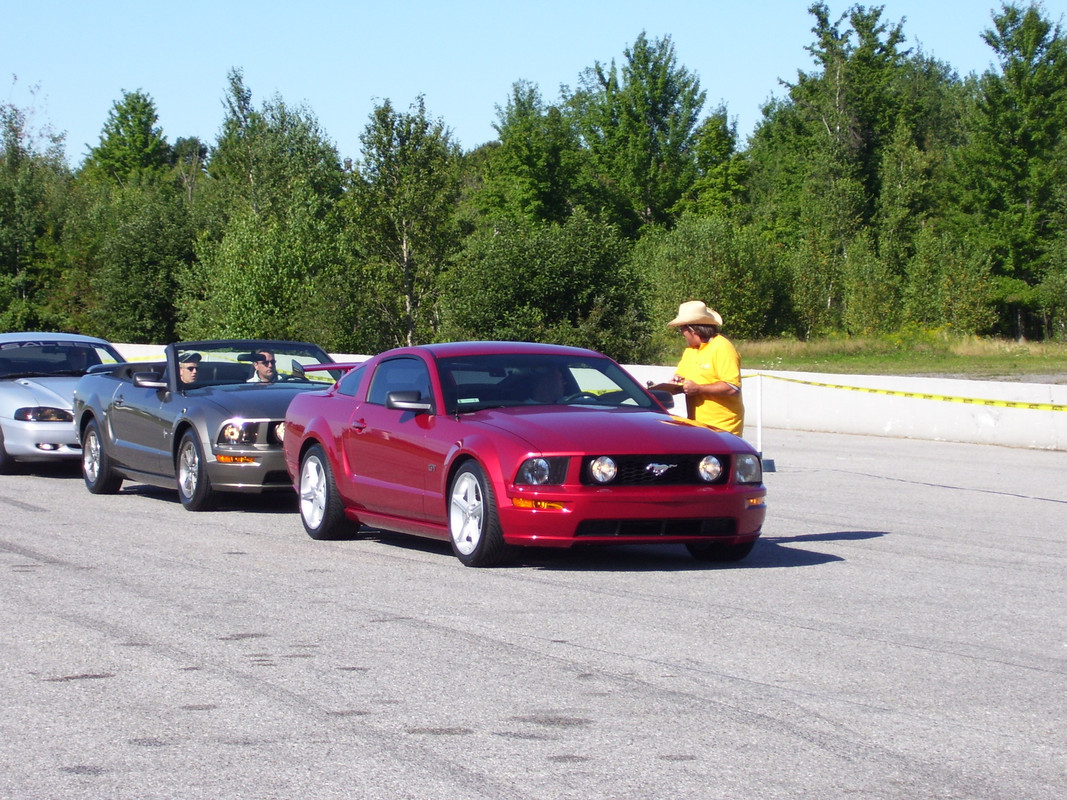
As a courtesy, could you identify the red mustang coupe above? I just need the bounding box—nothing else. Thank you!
[283,341,766,566]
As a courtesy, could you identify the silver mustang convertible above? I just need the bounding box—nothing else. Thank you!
[73,340,344,510]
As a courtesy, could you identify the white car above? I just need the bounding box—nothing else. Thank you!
[0,332,124,472]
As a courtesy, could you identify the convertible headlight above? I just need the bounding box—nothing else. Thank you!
[515,456,567,486]
[221,421,259,445]
[698,455,723,482]
[15,407,73,422]
[733,453,763,484]
[588,455,617,484]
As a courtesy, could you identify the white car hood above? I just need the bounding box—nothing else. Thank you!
[2,376,78,412]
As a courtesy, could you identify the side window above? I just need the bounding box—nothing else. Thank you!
[335,365,366,397]
[366,357,431,406]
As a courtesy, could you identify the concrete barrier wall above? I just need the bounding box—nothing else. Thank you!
[625,364,1067,452]
[114,345,1067,451]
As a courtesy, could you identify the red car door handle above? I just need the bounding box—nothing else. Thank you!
[351,419,367,432]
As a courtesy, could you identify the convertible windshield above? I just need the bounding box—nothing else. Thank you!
[0,339,123,379]
[439,353,655,413]
[174,342,344,387]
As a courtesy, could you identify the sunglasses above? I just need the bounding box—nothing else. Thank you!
[260,359,277,366]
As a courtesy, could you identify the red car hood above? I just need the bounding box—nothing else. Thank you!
[473,406,748,454]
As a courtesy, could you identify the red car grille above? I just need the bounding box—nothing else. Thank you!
[579,455,730,486]
[574,518,736,538]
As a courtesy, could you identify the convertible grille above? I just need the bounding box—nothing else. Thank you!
[579,454,730,486]
[574,518,736,538]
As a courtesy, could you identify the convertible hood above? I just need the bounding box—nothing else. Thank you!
[474,407,748,454]
[191,384,317,419]
[6,376,79,411]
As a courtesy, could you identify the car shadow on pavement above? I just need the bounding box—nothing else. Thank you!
[6,461,83,479]
[117,483,299,514]
[357,528,887,571]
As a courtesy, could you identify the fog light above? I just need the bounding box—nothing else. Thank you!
[698,455,723,482]
[589,456,617,484]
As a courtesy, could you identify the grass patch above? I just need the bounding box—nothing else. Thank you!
[737,334,1067,382]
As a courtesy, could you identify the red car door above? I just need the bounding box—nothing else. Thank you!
[341,356,442,523]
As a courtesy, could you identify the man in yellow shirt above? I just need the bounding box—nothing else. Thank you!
[668,300,744,436]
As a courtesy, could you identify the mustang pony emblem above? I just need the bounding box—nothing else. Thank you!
[645,462,676,477]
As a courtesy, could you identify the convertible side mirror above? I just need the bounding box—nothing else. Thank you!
[133,371,167,389]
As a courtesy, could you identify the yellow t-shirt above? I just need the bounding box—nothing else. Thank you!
[675,336,745,435]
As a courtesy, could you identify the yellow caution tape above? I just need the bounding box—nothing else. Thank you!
[742,372,1067,412]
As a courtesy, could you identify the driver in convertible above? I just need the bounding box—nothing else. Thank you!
[247,350,278,383]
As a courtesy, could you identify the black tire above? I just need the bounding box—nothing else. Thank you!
[176,430,216,511]
[686,539,756,563]
[448,461,507,567]
[81,418,123,494]
[298,444,352,540]
[0,428,16,474]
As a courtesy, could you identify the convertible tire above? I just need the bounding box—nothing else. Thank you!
[298,444,352,540]
[449,461,507,567]
[686,539,756,563]
[82,418,123,494]
[176,430,216,511]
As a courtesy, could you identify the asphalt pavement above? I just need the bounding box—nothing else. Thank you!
[1,428,1064,799]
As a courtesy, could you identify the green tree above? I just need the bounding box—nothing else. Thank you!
[948,2,1067,339]
[443,210,646,362]
[569,32,705,233]
[82,90,173,185]
[177,71,345,341]
[206,69,343,224]
[476,81,583,225]
[0,100,71,330]
[179,184,341,341]
[673,107,747,217]
[901,227,993,334]
[631,214,784,361]
[343,97,462,348]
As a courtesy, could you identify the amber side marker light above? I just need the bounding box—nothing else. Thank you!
[513,497,566,511]
[216,455,256,464]
[747,497,766,508]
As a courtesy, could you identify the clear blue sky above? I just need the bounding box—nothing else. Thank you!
[5,1,1065,166]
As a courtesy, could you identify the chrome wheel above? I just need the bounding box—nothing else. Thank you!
[177,437,200,499]
[175,430,215,511]
[448,462,506,566]
[81,418,122,494]
[83,427,102,484]
[298,444,350,540]
[300,453,328,530]
[449,470,485,556]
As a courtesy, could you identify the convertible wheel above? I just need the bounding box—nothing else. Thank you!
[82,418,123,494]
[686,539,756,563]
[449,461,507,567]
[299,445,352,540]
[176,430,216,511]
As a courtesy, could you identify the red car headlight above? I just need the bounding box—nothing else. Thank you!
[515,456,568,486]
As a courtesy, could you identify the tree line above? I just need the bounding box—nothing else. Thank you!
[2,2,1066,365]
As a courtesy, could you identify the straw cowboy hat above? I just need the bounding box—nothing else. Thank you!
[667,300,723,328]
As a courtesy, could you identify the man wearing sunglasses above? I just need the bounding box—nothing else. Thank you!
[248,350,279,383]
